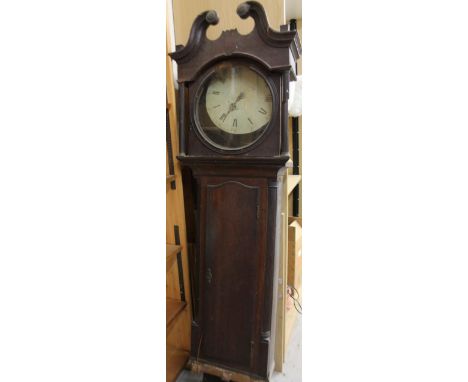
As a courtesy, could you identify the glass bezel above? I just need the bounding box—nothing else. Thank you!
[192,60,277,153]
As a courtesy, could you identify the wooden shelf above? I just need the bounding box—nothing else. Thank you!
[166,244,181,272]
[287,175,301,195]
[167,298,186,327]
[166,8,191,380]
[166,244,182,259]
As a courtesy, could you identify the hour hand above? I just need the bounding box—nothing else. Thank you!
[229,92,245,112]
[234,92,245,104]
[224,92,245,118]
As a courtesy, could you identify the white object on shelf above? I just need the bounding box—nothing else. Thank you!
[288,75,302,117]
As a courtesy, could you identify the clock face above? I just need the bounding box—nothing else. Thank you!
[195,63,273,150]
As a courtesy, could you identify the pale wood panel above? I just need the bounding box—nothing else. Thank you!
[167,252,178,272]
[172,0,285,46]
[274,175,288,372]
[287,18,302,214]
[166,262,180,300]
[166,347,189,382]
[296,18,302,74]
[166,2,193,379]
[166,28,192,324]
[297,18,302,216]
[166,147,170,177]
[288,117,294,175]
[166,3,191,316]
[287,175,301,196]
[284,285,300,348]
[167,313,190,382]
[166,244,182,259]
[167,298,187,327]
[166,244,181,272]
[283,15,302,359]
[287,109,293,214]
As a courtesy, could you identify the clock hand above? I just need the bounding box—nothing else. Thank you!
[222,104,235,119]
[233,92,245,105]
[223,92,245,119]
[232,92,246,114]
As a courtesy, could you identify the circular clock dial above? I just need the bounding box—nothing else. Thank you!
[195,63,273,150]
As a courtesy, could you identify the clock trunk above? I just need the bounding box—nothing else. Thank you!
[183,163,285,380]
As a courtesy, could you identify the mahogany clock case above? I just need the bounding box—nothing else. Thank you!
[170,2,301,381]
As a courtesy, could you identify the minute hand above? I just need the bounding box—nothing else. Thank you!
[225,92,245,117]
[233,92,245,105]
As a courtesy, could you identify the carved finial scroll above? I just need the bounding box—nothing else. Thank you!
[237,1,273,40]
[170,2,301,66]
[236,2,252,18]
[169,10,219,63]
[205,10,219,25]
[236,1,268,30]
[236,1,300,55]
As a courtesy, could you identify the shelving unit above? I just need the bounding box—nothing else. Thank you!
[166,298,187,327]
[166,2,191,381]
[274,166,303,373]
[287,174,302,196]
[275,20,303,374]
[166,244,182,259]
[166,244,181,271]
[285,284,302,346]
[284,20,303,362]
[166,346,189,382]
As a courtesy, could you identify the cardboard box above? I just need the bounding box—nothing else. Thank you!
[287,217,302,289]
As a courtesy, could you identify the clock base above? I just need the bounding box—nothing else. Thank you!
[189,359,269,382]
[202,373,222,381]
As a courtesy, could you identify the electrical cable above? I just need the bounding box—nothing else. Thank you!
[287,285,302,315]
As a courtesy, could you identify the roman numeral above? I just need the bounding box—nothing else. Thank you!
[220,113,227,122]
[232,119,237,127]
[248,118,253,125]
[258,108,267,115]
[212,104,221,108]
[212,91,221,95]
[265,94,272,102]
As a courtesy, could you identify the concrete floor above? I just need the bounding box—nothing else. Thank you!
[270,315,302,382]
[175,316,302,382]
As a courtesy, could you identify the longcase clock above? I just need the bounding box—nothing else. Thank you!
[170,2,301,381]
